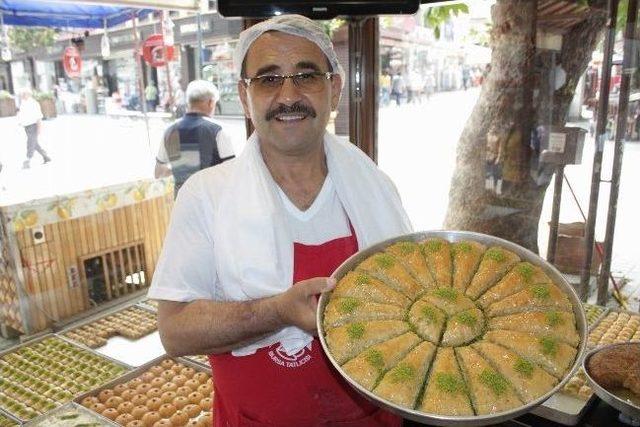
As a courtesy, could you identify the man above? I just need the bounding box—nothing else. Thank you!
[145,81,158,112]
[154,80,234,192]
[149,15,411,427]
[17,89,50,169]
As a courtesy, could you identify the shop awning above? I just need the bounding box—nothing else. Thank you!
[0,0,154,29]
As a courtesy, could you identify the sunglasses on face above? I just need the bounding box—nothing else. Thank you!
[242,71,335,94]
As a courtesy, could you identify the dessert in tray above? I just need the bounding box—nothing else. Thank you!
[322,237,583,417]
[0,337,128,422]
[79,357,213,427]
[0,412,18,427]
[64,306,157,348]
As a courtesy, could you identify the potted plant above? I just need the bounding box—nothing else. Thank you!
[34,91,57,119]
[0,91,17,117]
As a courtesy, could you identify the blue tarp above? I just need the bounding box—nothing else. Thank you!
[0,1,153,29]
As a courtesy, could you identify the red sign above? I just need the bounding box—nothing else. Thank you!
[142,34,175,67]
[63,46,82,78]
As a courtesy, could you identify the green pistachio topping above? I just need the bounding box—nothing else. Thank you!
[514,358,535,378]
[486,248,506,262]
[435,372,465,393]
[453,242,472,255]
[530,285,551,299]
[433,287,458,301]
[479,369,509,395]
[375,254,395,269]
[355,273,369,285]
[338,298,360,314]
[456,311,477,326]
[517,263,535,282]
[539,336,558,356]
[398,242,416,255]
[425,240,444,253]
[545,311,563,327]
[365,349,385,370]
[347,323,366,340]
[422,305,438,323]
[389,364,416,383]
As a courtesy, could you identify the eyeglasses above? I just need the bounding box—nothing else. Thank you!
[242,71,335,94]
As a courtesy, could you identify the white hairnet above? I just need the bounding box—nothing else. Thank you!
[233,14,345,90]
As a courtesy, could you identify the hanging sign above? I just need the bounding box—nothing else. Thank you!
[63,46,82,78]
[101,34,111,58]
[162,12,175,47]
[142,34,175,68]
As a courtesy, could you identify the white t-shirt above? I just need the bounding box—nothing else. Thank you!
[148,174,349,302]
[17,98,43,127]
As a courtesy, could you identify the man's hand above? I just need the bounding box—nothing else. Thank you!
[275,277,336,335]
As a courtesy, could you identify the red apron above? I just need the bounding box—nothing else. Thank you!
[209,227,402,427]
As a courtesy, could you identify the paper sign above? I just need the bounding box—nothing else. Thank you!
[549,132,567,153]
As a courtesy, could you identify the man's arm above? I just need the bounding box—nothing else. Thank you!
[157,277,335,356]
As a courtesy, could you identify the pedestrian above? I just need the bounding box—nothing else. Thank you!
[390,72,405,106]
[155,80,234,192]
[17,88,51,169]
[380,70,391,106]
[462,66,471,91]
[149,14,411,427]
[145,81,158,112]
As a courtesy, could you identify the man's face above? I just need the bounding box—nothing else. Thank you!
[238,32,342,156]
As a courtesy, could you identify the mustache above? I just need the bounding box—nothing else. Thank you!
[265,102,317,121]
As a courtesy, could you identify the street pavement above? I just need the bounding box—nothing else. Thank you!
[0,89,638,309]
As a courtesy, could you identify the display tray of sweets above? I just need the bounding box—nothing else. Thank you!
[583,303,609,329]
[75,355,213,427]
[318,231,587,426]
[24,402,118,426]
[63,306,158,348]
[0,335,131,423]
[136,299,158,312]
[0,410,20,427]
[182,355,210,370]
[532,308,640,425]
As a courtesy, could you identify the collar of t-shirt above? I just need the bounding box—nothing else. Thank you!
[275,175,351,246]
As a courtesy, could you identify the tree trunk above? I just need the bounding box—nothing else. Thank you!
[444,0,607,254]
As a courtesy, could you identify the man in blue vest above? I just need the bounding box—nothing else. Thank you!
[155,80,235,191]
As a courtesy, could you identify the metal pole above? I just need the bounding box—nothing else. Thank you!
[161,11,173,111]
[132,12,152,154]
[597,0,638,306]
[579,0,619,300]
[547,164,565,264]
[132,13,148,114]
[196,12,203,79]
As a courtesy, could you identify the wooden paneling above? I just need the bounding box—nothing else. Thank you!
[1,193,173,335]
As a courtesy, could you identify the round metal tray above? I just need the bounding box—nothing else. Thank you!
[582,342,640,420]
[317,230,588,426]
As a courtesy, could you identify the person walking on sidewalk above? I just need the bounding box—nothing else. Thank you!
[17,89,50,169]
[145,82,158,112]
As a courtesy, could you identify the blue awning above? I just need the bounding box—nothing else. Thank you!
[0,0,154,29]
